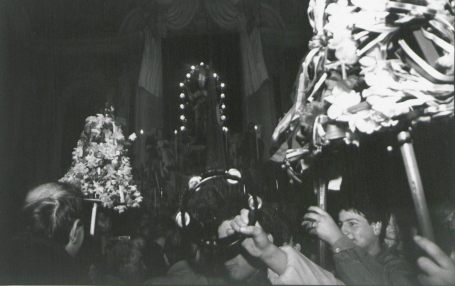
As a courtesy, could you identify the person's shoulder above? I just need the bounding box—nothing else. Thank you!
[380,247,413,271]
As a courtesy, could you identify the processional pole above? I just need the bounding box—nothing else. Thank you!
[397,131,434,241]
[315,178,327,268]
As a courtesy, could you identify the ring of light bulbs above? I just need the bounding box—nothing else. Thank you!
[175,62,229,136]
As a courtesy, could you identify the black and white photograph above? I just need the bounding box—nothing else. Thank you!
[0,0,454,285]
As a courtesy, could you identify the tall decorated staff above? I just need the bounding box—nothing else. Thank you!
[272,0,454,254]
[60,106,143,235]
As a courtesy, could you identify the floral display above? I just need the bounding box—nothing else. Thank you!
[271,0,454,179]
[60,106,143,213]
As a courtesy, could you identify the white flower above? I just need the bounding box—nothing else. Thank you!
[128,133,137,141]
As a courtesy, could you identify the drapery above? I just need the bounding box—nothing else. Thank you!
[138,30,162,99]
[137,0,268,98]
[133,0,269,164]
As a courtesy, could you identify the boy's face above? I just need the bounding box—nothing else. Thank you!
[338,209,380,251]
[218,220,258,281]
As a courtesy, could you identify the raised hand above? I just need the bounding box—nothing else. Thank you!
[414,235,455,286]
[229,209,273,258]
[302,206,344,246]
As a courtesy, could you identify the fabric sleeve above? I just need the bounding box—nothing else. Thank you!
[332,236,414,285]
[267,246,344,285]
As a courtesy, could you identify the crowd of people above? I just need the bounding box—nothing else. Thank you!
[1,177,454,285]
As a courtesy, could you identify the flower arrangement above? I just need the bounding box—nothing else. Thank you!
[60,106,142,213]
[272,0,454,179]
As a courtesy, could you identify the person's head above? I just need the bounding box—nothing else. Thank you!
[337,192,387,255]
[22,182,85,257]
[431,200,455,257]
[106,238,146,283]
[163,226,195,266]
[149,215,177,247]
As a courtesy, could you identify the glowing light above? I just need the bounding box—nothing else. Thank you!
[179,104,185,109]
[254,125,258,131]
[180,126,186,131]
[186,73,191,78]
[387,146,393,152]
[220,83,225,88]
[221,104,226,109]
[221,115,226,121]
[222,126,229,133]
[179,82,184,87]
[220,93,226,99]
[213,73,218,78]
[226,168,241,184]
[179,93,185,99]
[140,129,144,135]
[191,65,195,70]
[174,129,178,135]
[180,115,186,121]
[200,62,204,66]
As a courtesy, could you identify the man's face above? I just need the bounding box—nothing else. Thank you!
[217,220,258,281]
[338,209,380,251]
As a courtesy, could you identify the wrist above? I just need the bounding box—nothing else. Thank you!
[327,231,344,247]
[259,241,278,261]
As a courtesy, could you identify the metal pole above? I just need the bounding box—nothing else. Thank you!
[315,178,327,267]
[397,131,434,241]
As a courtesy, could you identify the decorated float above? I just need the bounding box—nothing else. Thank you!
[271,0,454,265]
[60,106,143,234]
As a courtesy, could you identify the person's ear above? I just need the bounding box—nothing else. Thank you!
[66,219,84,256]
[70,219,84,242]
[372,222,382,236]
[267,233,274,243]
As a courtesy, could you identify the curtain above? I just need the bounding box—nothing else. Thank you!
[138,0,269,98]
[132,0,270,164]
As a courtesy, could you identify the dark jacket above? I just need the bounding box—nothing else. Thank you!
[5,233,86,284]
[332,236,416,285]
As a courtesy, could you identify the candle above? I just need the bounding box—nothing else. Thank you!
[119,189,125,203]
[254,125,259,161]
[174,131,178,165]
[90,202,98,236]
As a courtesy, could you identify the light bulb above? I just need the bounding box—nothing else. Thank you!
[221,115,226,121]
[221,104,226,109]
[200,62,204,66]
[179,82,184,87]
[220,83,225,88]
[179,104,185,109]
[220,93,225,99]
[179,93,185,99]
[180,126,186,131]
[180,115,186,121]
[191,65,195,70]
[213,73,217,78]
[174,129,178,135]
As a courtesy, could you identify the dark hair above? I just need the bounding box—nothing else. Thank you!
[338,190,389,242]
[184,179,249,243]
[184,178,291,246]
[22,182,84,246]
[163,227,193,266]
